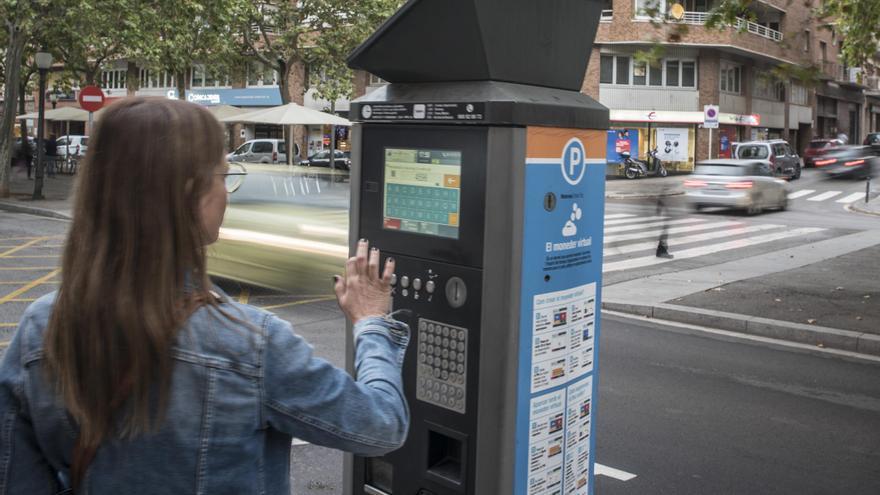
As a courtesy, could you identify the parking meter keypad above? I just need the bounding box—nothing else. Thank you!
[416,318,468,413]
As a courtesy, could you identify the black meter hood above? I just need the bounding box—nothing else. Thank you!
[347,0,603,91]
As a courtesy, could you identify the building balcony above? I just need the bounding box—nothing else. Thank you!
[678,11,783,42]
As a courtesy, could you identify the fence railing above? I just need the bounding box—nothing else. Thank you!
[679,11,783,42]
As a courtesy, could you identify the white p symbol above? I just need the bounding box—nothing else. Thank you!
[568,146,582,176]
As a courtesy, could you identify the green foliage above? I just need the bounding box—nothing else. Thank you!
[236,0,401,104]
[817,0,880,71]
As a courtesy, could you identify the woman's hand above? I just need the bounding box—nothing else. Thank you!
[334,239,395,324]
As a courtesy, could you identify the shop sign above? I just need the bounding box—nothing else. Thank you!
[610,109,702,123]
[718,113,760,126]
[183,88,283,107]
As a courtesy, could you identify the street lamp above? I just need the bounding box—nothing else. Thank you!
[33,50,53,200]
[49,91,58,109]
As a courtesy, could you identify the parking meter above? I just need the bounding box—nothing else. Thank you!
[344,1,609,494]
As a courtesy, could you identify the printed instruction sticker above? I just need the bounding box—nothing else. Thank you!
[531,283,597,393]
[563,378,593,495]
[528,390,566,495]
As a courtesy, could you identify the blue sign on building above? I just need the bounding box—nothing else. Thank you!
[182,87,283,107]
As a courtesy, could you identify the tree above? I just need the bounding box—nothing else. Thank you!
[236,0,400,106]
[0,0,38,198]
[817,0,880,73]
[135,0,247,100]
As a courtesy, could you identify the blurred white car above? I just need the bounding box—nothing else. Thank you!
[56,135,88,157]
[684,159,789,215]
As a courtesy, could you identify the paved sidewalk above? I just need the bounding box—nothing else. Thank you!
[0,168,74,219]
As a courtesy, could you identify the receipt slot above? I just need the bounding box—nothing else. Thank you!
[343,1,609,494]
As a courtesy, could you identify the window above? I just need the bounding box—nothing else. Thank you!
[790,84,808,105]
[191,64,228,88]
[753,75,785,101]
[101,69,127,90]
[139,69,174,89]
[601,0,613,20]
[247,61,278,87]
[804,30,811,52]
[649,63,662,86]
[635,0,665,18]
[681,61,695,87]
[820,41,827,62]
[666,60,679,86]
[720,62,742,94]
[600,55,695,87]
[600,55,614,84]
[772,143,786,157]
[368,73,387,85]
[633,61,647,85]
[56,137,68,147]
[616,56,630,85]
[252,142,273,153]
[738,145,769,159]
[233,143,251,155]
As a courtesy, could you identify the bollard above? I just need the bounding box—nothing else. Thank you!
[867,176,872,204]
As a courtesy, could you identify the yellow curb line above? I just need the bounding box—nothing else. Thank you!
[0,235,63,242]
[0,281,58,285]
[0,269,60,305]
[260,296,335,311]
[0,237,48,258]
[0,323,16,328]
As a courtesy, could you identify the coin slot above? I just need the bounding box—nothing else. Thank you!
[426,426,467,490]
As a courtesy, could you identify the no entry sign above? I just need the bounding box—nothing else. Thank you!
[78,85,106,112]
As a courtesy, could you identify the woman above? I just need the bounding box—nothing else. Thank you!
[0,98,409,494]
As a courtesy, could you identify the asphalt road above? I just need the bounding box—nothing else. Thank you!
[595,313,880,495]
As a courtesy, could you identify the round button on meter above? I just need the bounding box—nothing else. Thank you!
[445,277,467,308]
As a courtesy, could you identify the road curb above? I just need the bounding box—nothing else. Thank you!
[602,300,880,357]
[606,191,685,200]
[0,201,71,220]
[848,201,880,217]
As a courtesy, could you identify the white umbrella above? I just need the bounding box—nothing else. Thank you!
[206,104,252,121]
[16,106,91,122]
[220,102,351,126]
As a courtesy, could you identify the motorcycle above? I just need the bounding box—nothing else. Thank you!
[622,148,668,179]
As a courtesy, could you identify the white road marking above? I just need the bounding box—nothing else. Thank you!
[836,192,865,204]
[604,217,705,233]
[604,220,744,243]
[807,190,842,202]
[595,463,637,481]
[787,189,815,199]
[604,213,637,220]
[604,216,667,226]
[603,227,824,272]
[603,223,782,256]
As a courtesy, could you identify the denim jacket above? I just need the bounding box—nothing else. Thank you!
[0,290,410,494]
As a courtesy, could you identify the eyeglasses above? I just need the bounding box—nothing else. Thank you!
[219,163,247,193]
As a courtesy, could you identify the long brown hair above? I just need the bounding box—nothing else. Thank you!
[44,98,225,470]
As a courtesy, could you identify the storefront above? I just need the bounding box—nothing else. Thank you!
[605,110,761,175]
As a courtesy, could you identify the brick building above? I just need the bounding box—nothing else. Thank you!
[581,0,880,174]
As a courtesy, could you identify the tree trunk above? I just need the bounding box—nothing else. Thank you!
[176,69,187,100]
[0,26,27,198]
[18,79,29,177]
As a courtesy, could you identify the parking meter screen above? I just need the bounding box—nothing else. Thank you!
[383,148,462,239]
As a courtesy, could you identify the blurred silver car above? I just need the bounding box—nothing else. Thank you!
[685,159,789,214]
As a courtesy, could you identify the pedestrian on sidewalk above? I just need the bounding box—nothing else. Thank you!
[45,134,58,177]
[656,189,674,259]
[0,97,410,494]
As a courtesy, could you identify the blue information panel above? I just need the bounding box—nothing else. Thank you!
[515,128,606,495]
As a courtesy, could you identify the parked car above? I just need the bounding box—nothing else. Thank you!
[227,139,297,164]
[863,132,880,154]
[734,139,801,180]
[814,145,877,180]
[56,135,88,157]
[803,138,843,167]
[301,149,351,170]
[684,159,789,214]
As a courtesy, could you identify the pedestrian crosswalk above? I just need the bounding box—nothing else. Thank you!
[788,189,866,203]
[601,213,825,273]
